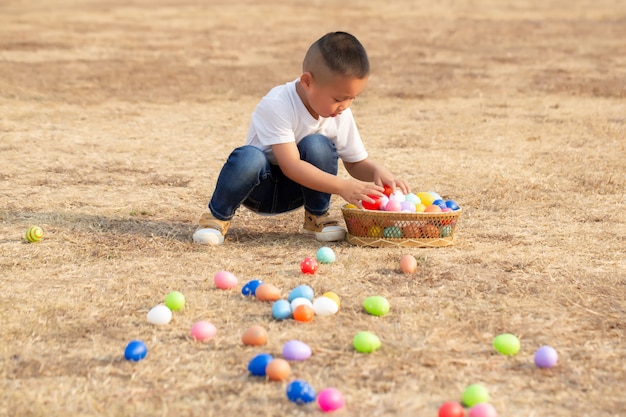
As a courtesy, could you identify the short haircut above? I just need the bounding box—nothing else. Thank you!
[303,32,370,80]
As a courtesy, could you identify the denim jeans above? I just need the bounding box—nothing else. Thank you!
[208,134,339,220]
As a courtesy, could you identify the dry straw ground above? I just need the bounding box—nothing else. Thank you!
[1,0,625,416]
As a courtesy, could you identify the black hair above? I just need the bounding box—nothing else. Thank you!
[307,32,369,78]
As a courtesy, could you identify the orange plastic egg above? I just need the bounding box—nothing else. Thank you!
[255,283,281,301]
[293,304,314,322]
[399,254,418,274]
[424,204,442,213]
[241,325,268,346]
[265,358,291,381]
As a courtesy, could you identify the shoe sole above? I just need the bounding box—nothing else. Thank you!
[192,228,224,245]
[302,226,346,242]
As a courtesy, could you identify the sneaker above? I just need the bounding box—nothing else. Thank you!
[302,210,346,242]
[192,213,231,245]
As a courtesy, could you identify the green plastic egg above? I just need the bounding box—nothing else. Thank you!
[353,331,381,353]
[493,333,521,356]
[461,384,489,407]
[363,296,390,316]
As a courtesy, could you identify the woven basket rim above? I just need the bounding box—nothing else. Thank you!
[341,203,462,216]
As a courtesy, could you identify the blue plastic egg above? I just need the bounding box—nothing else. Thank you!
[288,285,314,302]
[241,279,263,297]
[432,199,447,209]
[445,200,460,210]
[405,193,421,204]
[316,246,336,264]
[286,380,317,404]
[429,191,442,200]
[124,340,148,361]
[248,353,273,376]
[272,299,292,320]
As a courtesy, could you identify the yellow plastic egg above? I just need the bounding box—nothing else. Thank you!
[416,192,435,207]
[415,203,426,213]
[323,291,341,308]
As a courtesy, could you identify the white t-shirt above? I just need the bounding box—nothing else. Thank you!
[245,79,368,165]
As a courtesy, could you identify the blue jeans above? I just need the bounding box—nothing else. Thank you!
[208,134,339,220]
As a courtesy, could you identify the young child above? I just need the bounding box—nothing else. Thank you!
[193,31,409,245]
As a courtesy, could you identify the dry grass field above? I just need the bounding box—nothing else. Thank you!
[1,0,625,416]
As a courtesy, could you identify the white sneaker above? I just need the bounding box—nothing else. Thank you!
[302,211,346,242]
[192,228,225,245]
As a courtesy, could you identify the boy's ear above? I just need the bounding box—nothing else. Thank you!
[300,72,314,89]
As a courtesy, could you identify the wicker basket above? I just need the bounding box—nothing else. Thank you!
[341,204,462,248]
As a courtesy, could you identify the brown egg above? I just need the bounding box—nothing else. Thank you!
[255,283,282,301]
[265,358,291,381]
[241,325,268,346]
[399,254,417,274]
[421,224,440,238]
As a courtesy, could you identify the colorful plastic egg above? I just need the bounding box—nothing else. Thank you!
[124,340,147,361]
[190,321,217,342]
[293,304,314,322]
[424,204,443,213]
[400,201,416,212]
[255,283,281,301]
[416,192,435,207]
[146,304,172,325]
[282,340,312,361]
[383,225,403,238]
[438,401,464,417]
[313,296,339,316]
[432,199,447,210]
[362,195,382,210]
[265,358,291,381]
[462,384,490,407]
[445,200,460,210]
[363,295,390,316]
[214,270,238,290]
[241,279,263,297]
[429,191,442,200]
[493,333,521,356]
[385,200,402,212]
[272,299,292,320]
[323,291,341,308]
[288,285,314,302]
[164,291,185,311]
[353,331,381,353]
[286,380,316,404]
[300,257,319,274]
[317,387,345,412]
[316,246,336,264]
[389,189,406,202]
[469,403,498,417]
[534,345,558,368]
[405,193,421,204]
[291,297,313,310]
[399,254,417,274]
[241,325,267,346]
[248,353,273,376]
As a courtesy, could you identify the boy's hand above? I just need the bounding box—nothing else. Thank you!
[339,179,384,207]
[373,168,410,195]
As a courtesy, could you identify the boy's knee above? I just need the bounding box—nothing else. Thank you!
[298,134,337,160]
[227,146,268,177]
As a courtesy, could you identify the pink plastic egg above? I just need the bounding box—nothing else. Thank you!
[317,387,345,412]
[385,200,402,212]
[214,270,238,290]
[190,321,217,342]
[469,403,498,417]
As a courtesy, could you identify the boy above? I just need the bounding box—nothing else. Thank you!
[193,31,409,245]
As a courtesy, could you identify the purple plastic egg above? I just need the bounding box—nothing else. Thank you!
[534,345,558,368]
[400,201,416,212]
[282,340,312,361]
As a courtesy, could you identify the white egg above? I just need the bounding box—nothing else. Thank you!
[389,190,406,202]
[313,296,339,316]
[291,297,313,311]
[147,304,172,325]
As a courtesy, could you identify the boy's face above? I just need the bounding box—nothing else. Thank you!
[298,73,368,119]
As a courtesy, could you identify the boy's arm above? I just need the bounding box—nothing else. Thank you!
[344,158,410,194]
[272,143,384,206]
